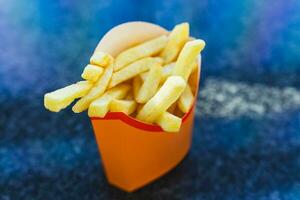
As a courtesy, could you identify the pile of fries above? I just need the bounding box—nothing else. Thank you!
[44,23,205,132]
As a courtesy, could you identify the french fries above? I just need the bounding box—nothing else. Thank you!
[156,112,182,132]
[136,63,162,103]
[178,84,194,113]
[88,84,131,117]
[114,35,168,71]
[133,76,143,100]
[173,40,205,81]
[109,57,162,88]
[44,81,93,112]
[160,23,189,64]
[110,99,137,115]
[81,64,104,82]
[136,76,186,123]
[90,51,113,67]
[140,62,175,84]
[72,64,113,113]
[44,23,205,132]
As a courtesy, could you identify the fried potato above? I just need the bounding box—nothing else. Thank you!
[160,23,189,64]
[136,63,162,103]
[114,35,167,71]
[139,72,148,82]
[110,99,137,115]
[136,76,186,123]
[140,62,175,83]
[178,84,194,113]
[44,81,93,112]
[109,57,162,88]
[156,112,182,132]
[72,64,113,113]
[88,84,131,117]
[81,64,104,82]
[90,51,113,67]
[133,76,143,100]
[173,40,205,81]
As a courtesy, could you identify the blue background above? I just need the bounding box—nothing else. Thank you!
[1,0,300,199]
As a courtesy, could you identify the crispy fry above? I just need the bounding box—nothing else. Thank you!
[88,84,131,117]
[160,23,189,64]
[72,64,113,113]
[178,84,194,113]
[140,62,175,84]
[44,81,93,112]
[139,72,148,82]
[136,63,162,103]
[156,112,182,132]
[110,99,137,115]
[109,57,161,88]
[81,64,104,82]
[173,40,205,81]
[136,76,186,123]
[90,51,113,67]
[133,76,143,100]
[114,35,167,71]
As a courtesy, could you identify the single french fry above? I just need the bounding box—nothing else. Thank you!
[114,35,167,71]
[136,76,186,123]
[133,76,143,100]
[90,51,113,67]
[88,84,131,117]
[136,63,162,103]
[161,62,175,83]
[156,112,182,132]
[160,23,189,64]
[109,57,162,88]
[110,99,137,115]
[178,84,194,113]
[44,81,93,112]
[173,40,205,81]
[140,62,175,84]
[191,61,198,73]
[72,64,113,113]
[81,64,104,82]
[139,72,148,82]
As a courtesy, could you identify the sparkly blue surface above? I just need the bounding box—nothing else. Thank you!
[1,0,300,199]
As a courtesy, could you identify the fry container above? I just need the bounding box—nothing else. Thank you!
[90,22,201,192]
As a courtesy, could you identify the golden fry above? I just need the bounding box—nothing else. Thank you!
[110,99,137,115]
[136,63,162,103]
[140,62,175,84]
[81,64,104,82]
[160,23,189,63]
[109,57,161,88]
[90,51,113,67]
[136,76,186,123]
[72,64,113,113]
[44,81,93,112]
[156,112,182,132]
[88,84,131,117]
[133,76,143,100]
[114,35,167,71]
[173,40,205,81]
[178,84,194,113]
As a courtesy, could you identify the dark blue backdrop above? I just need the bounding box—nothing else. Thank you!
[1,0,300,199]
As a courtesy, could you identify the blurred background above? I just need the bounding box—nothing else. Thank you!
[1,0,300,199]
